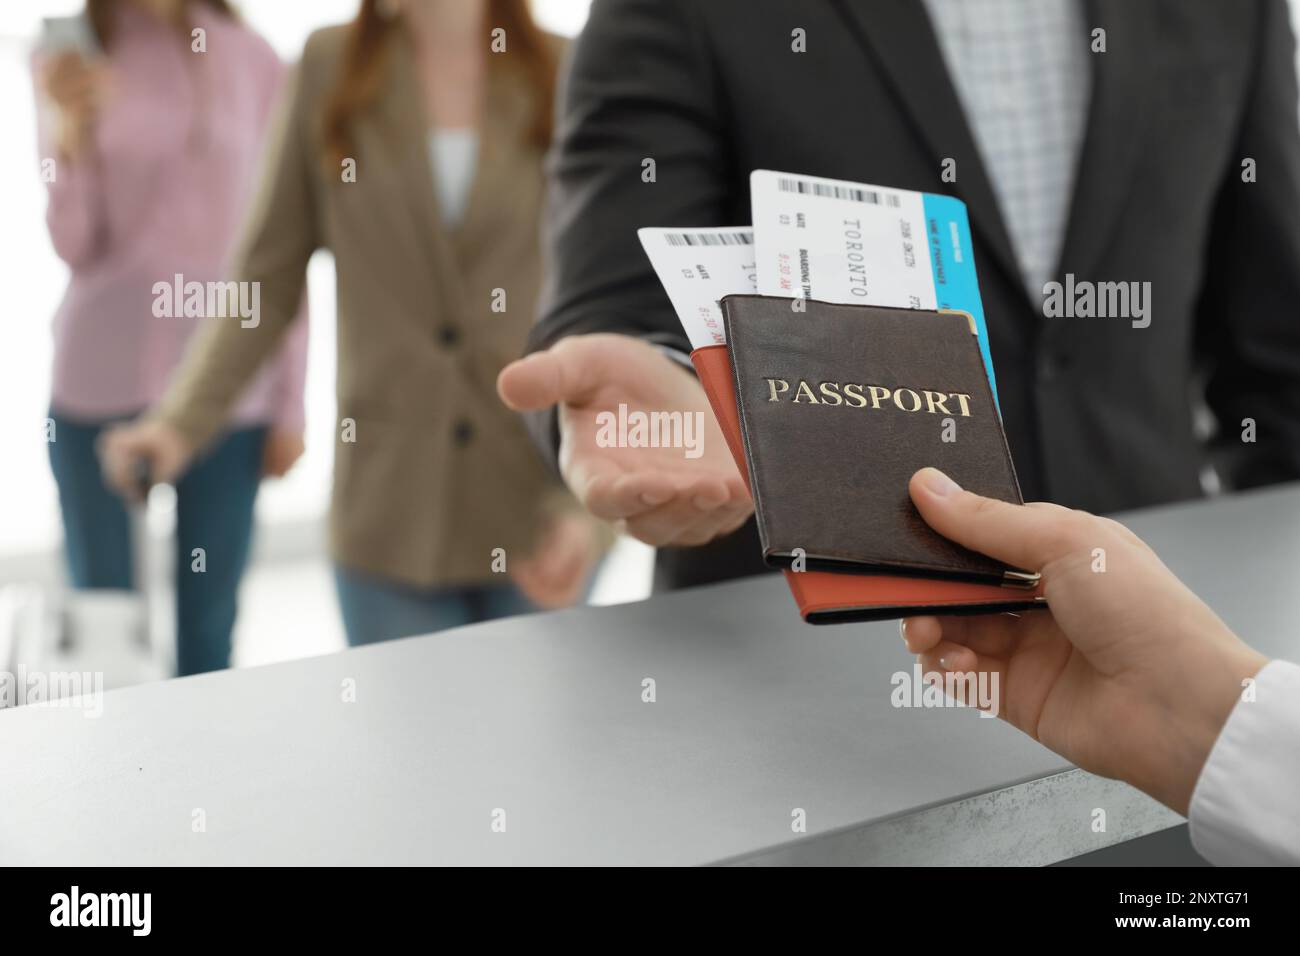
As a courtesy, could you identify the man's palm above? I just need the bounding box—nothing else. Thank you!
[499,334,751,546]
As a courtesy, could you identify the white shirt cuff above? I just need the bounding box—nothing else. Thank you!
[1189,659,1300,866]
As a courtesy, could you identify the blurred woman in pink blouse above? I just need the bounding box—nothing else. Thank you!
[34,0,308,674]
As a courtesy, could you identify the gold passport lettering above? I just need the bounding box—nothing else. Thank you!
[764,378,973,416]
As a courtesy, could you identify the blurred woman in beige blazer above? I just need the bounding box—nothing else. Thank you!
[103,0,606,644]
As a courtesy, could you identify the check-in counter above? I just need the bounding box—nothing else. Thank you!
[2,485,1296,865]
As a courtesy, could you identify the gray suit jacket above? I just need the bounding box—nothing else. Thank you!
[528,0,1300,591]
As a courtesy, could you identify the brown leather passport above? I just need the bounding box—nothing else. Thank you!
[722,294,1034,586]
[690,343,1044,623]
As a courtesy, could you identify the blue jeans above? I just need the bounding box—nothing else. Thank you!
[333,566,538,646]
[48,412,266,676]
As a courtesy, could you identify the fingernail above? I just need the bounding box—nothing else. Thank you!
[938,655,953,671]
[640,491,669,506]
[899,619,909,646]
[921,467,960,498]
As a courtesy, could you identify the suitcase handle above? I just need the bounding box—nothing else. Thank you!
[130,457,153,500]
[128,457,160,657]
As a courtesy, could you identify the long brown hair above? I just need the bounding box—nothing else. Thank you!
[87,0,236,50]
[322,0,557,165]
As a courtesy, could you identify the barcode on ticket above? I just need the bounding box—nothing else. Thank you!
[663,231,754,247]
[777,177,902,207]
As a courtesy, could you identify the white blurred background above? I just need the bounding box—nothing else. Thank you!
[0,0,657,669]
[3,1,1300,668]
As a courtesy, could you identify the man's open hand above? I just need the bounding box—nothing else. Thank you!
[498,334,752,547]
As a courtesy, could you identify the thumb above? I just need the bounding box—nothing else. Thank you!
[497,351,565,411]
[497,335,617,412]
[909,467,1084,572]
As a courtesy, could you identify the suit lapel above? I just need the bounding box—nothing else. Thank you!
[376,34,452,276]
[452,64,533,256]
[1052,0,1156,284]
[373,36,529,272]
[831,0,1024,306]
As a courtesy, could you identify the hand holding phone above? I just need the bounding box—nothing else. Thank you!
[38,14,107,159]
[40,14,103,59]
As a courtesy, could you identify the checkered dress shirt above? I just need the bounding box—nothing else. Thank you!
[922,0,1093,296]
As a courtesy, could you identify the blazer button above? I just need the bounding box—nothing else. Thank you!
[439,326,461,347]
[453,419,474,447]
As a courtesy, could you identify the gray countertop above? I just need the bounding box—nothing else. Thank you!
[3,484,1297,866]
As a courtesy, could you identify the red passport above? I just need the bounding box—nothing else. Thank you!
[690,343,1045,623]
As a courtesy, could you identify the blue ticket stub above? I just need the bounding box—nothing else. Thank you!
[751,170,1000,409]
